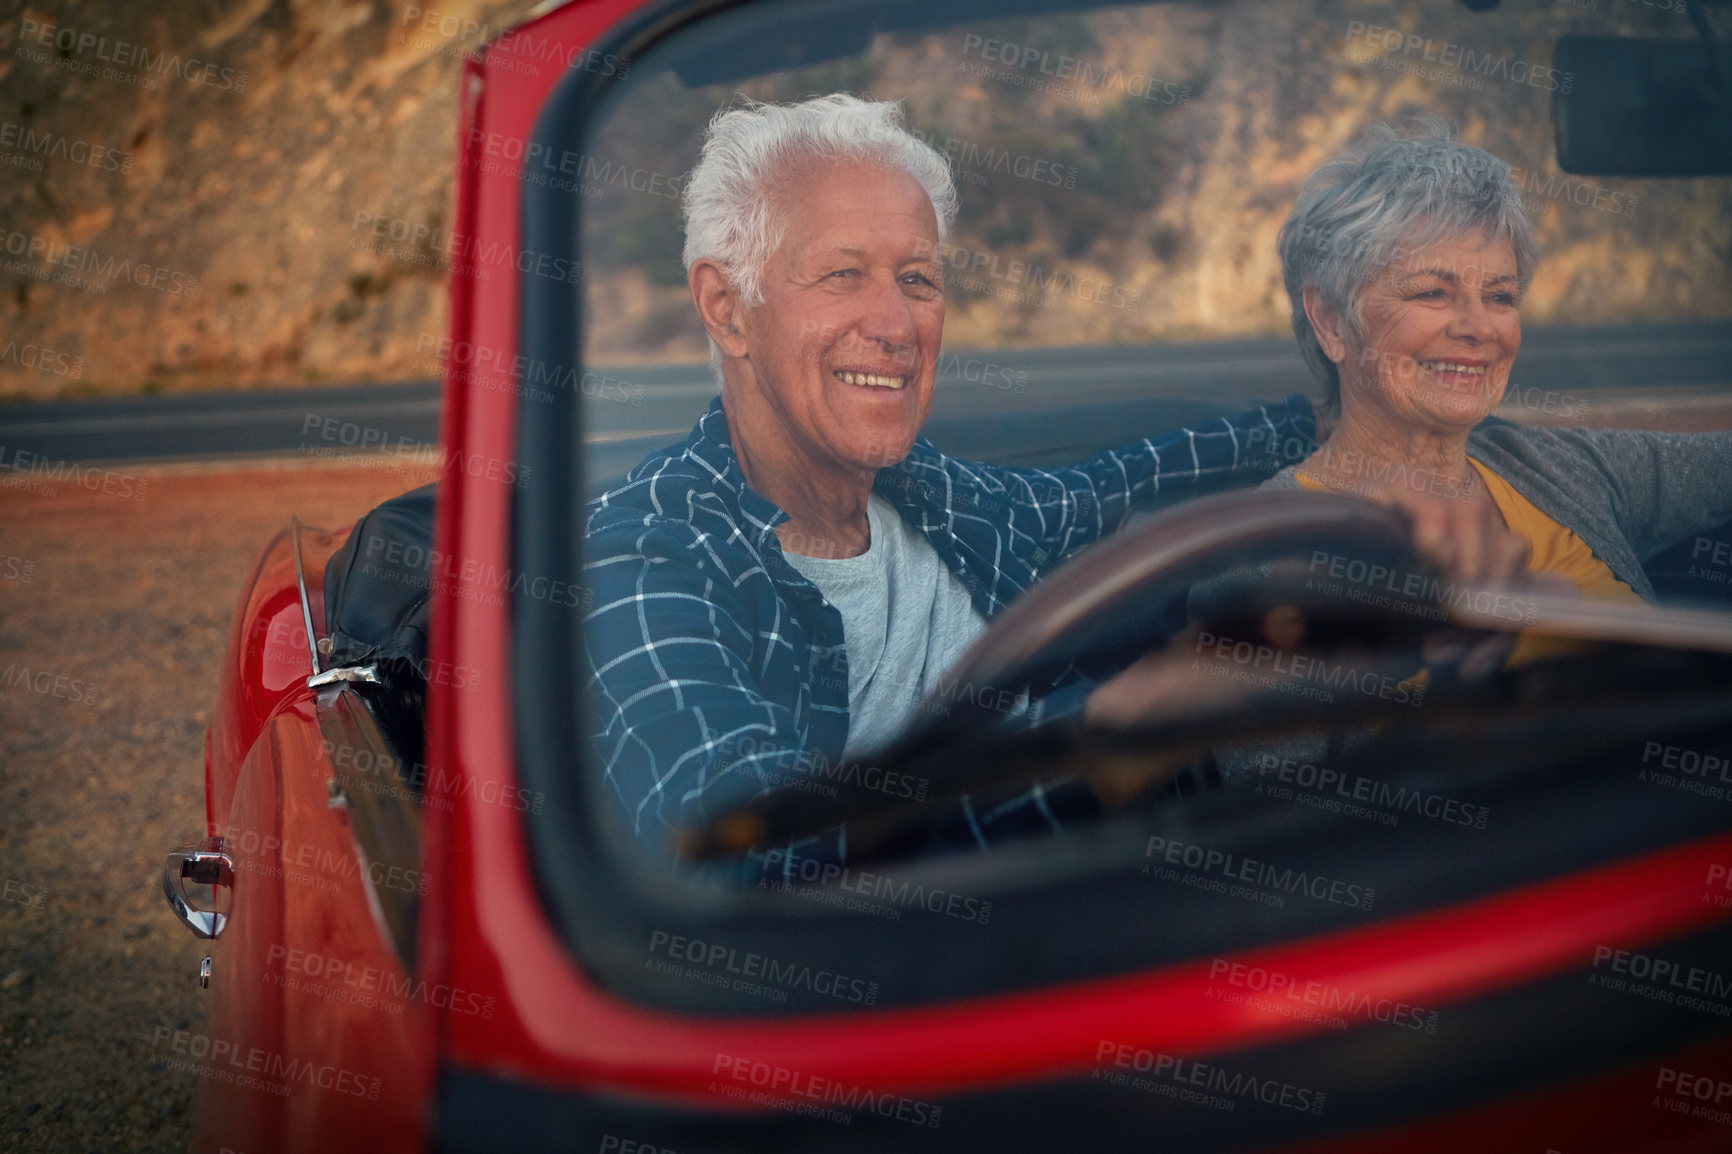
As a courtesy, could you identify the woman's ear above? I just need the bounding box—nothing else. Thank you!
[691,258,751,359]
[1302,285,1350,365]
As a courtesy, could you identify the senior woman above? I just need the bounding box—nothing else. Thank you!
[1269,122,1732,604]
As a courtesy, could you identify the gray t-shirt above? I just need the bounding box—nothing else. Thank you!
[784,495,988,758]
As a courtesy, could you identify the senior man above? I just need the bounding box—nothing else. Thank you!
[583,94,1524,872]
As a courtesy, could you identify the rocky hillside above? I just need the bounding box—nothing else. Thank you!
[0,0,542,401]
[0,0,1727,400]
[580,0,1732,362]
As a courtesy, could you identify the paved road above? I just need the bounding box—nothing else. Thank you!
[2,322,1728,483]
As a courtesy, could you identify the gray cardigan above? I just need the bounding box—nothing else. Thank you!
[1263,419,1732,602]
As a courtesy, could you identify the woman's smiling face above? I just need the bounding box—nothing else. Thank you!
[1332,230,1524,434]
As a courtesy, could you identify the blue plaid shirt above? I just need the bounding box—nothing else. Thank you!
[583,395,1315,871]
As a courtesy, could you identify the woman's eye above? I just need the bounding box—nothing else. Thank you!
[828,268,858,279]
[1411,287,1446,301]
[1489,291,1520,307]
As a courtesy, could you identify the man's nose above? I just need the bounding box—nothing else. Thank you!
[854,272,920,356]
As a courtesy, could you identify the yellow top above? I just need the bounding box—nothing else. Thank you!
[1294,457,1642,671]
[1464,458,1643,603]
[1292,459,1642,602]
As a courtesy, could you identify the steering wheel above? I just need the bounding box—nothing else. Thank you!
[684,487,1732,860]
[683,488,1424,856]
[911,487,1418,729]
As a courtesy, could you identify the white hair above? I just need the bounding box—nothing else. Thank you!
[681,94,958,309]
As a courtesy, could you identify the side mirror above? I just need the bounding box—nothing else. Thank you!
[1553,34,1732,176]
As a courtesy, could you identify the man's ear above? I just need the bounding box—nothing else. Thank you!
[691,259,751,360]
[1302,285,1350,365]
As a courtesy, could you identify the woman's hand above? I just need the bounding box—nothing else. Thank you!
[1084,484,1577,729]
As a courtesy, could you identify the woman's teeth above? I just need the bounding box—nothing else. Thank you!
[836,371,906,390]
[1420,361,1486,376]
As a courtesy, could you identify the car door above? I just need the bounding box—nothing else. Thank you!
[170,527,431,1154]
[415,0,1732,1150]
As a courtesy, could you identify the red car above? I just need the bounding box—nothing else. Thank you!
[164,0,1732,1150]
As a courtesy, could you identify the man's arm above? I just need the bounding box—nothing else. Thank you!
[969,395,1316,568]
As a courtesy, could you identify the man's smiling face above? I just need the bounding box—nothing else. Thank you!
[731,160,946,477]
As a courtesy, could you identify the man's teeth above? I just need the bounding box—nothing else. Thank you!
[837,371,906,389]
[1421,361,1485,375]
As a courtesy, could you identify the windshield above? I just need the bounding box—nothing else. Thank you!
[550,0,1732,892]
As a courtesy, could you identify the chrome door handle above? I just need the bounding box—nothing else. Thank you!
[162,842,233,940]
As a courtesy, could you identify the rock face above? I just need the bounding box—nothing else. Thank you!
[0,1,1727,401]
[578,2,1732,365]
[0,1,542,401]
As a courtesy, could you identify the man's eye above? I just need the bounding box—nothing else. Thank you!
[902,272,939,289]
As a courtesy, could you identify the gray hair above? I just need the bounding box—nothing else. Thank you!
[681,94,958,309]
[1277,116,1541,408]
